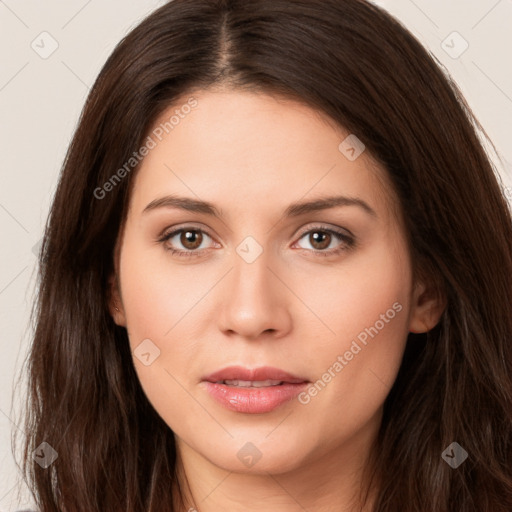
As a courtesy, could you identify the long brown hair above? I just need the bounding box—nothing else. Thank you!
[14,0,512,510]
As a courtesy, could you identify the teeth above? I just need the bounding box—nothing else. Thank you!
[221,379,284,387]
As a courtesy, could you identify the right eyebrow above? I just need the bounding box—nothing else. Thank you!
[142,195,225,218]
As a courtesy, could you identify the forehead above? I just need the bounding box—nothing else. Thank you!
[128,89,398,224]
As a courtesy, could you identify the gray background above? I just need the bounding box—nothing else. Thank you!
[1,0,511,510]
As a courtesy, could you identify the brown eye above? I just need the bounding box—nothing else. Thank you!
[295,226,355,257]
[179,230,203,250]
[158,227,216,257]
[308,231,331,250]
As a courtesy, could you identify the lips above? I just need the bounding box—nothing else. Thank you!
[201,366,310,413]
[202,365,308,385]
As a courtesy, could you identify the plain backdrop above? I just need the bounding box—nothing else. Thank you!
[1,0,511,510]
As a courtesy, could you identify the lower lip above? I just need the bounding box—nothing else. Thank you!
[202,381,309,414]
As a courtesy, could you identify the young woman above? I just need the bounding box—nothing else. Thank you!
[15,0,512,511]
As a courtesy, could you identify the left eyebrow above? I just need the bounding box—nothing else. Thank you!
[284,195,377,218]
[142,194,378,219]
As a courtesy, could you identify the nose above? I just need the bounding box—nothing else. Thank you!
[217,251,292,341]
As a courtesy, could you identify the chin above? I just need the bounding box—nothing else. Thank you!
[198,435,312,475]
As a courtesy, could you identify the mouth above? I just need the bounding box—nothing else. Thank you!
[214,379,289,387]
[202,365,308,385]
[201,366,309,413]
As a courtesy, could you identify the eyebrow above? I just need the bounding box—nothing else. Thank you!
[142,194,377,219]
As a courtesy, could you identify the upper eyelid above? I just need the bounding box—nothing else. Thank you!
[159,223,214,239]
[295,223,354,239]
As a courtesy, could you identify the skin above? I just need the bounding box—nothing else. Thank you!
[109,88,445,512]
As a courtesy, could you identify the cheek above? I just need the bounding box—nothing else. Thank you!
[294,240,412,433]
[117,234,220,432]
[119,263,201,437]
[118,234,210,344]
[293,234,411,350]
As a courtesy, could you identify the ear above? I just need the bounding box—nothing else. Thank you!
[408,279,446,333]
[108,272,127,327]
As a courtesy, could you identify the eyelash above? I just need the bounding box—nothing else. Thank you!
[157,224,356,259]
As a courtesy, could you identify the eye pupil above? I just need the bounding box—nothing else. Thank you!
[181,230,202,249]
[310,231,331,250]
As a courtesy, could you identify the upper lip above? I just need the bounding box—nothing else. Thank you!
[203,366,309,384]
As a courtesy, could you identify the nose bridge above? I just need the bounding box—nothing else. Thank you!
[230,230,276,296]
[231,245,278,310]
[217,242,291,338]
[233,247,272,296]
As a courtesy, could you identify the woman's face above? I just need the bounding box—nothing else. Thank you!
[111,89,439,475]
